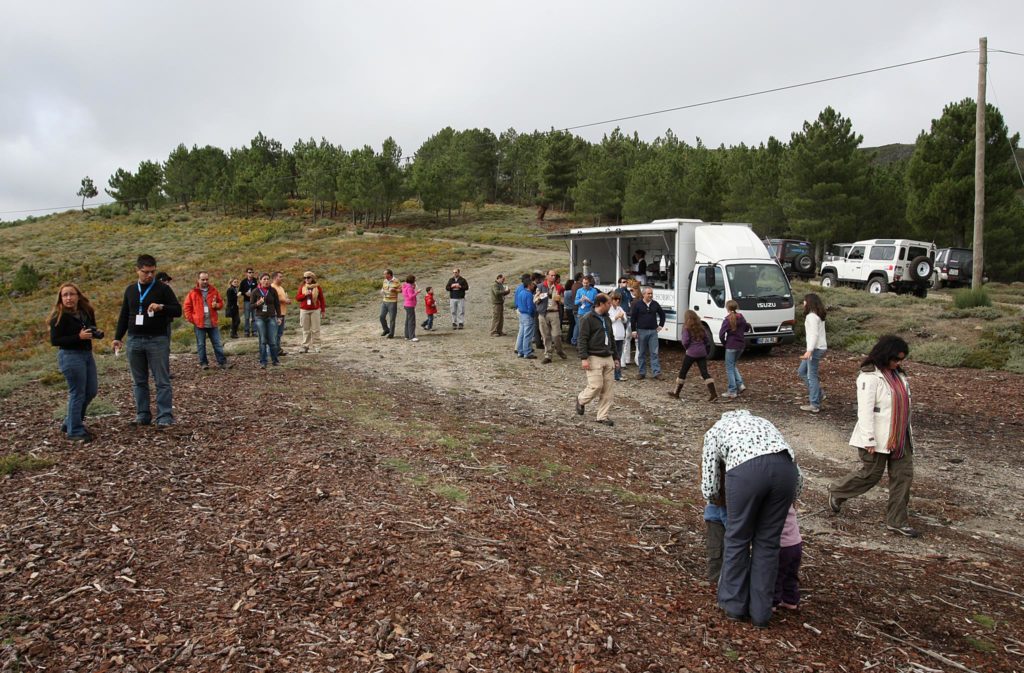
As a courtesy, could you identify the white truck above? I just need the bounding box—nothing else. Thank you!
[554,218,797,356]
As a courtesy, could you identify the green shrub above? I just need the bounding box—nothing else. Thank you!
[963,347,1009,370]
[0,454,54,476]
[952,286,992,308]
[911,342,970,367]
[11,263,41,294]
[1004,346,1024,374]
[981,322,1024,346]
[842,334,880,354]
[943,306,1004,320]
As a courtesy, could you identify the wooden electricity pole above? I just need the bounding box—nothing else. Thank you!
[972,37,987,289]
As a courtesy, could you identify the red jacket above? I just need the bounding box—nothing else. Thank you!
[425,293,437,315]
[183,285,224,328]
[295,284,326,312]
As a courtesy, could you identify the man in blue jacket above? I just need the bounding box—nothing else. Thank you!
[514,274,538,359]
[572,275,598,346]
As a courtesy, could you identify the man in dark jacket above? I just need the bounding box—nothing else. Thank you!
[111,254,182,428]
[574,293,617,426]
[239,267,259,337]
[445,268,469,329]
[629,287,666,380]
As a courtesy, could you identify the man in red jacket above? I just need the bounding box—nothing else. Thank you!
[183,271,230,369]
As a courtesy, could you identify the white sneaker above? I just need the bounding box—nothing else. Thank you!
[722,392,738,399]
[799,404,820,413]
[738,384,747,394]
[410,338,419,342]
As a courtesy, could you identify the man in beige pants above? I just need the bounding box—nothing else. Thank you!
[535,269,567,363]
[574,293,617,426]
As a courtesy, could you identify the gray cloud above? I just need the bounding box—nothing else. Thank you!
[2,0,1021,216]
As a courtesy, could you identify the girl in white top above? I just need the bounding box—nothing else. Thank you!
[798,293,828,413]
[608,294,627,381]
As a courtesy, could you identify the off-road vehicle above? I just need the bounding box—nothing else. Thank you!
[931,247,973,289]
[763,238,816,280]
[818,238,934,297]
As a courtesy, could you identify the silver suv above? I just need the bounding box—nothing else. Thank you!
[819,238,934,297]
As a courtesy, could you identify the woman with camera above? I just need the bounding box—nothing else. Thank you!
[49,283,102,443]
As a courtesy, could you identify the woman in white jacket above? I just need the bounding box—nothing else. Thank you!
[798,293,827,412]
[827,335,919,538]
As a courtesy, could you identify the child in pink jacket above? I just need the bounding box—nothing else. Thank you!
[401,275,422,342]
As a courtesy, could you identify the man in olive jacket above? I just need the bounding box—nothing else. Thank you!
[490,273,510,336]
[574,293,617,426]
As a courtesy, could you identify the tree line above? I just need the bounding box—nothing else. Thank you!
[88,98,1024,279]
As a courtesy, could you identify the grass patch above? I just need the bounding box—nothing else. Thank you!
[0,454,54,476]
[431,484,469,502]
[510,461,571,486]
[50,397,119,420]
[382,457,414,474]
[952,286,992,308]
[964,636,997,653]
[970,614,996,629]
[943,306,1005,320]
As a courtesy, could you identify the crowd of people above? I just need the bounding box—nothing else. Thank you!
[49,258,921,629]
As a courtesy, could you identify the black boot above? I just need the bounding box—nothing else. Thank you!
[667,377,684,399]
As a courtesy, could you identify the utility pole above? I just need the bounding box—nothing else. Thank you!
[972,37,987,289]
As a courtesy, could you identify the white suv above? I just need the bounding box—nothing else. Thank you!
[819,238,934,297]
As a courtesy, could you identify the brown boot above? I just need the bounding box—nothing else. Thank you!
[705,378,718,402]
[667,377,684,399]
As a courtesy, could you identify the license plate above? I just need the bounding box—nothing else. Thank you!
[756,337,779,344]
[948,270,959,276]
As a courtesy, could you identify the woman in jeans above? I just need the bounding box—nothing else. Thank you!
[402,274,422,342]
[719,300,749,399]
[49,283,102,442]
[798,293,827,413]
[252,273,282,368]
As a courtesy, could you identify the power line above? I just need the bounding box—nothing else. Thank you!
[986,70,1024,190]
[559,49,978,132]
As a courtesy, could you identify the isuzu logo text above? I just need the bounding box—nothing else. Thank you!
[756,302,777,308]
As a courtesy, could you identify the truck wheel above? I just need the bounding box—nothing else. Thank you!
[703,325,721,360]
[794,254,815,274]
[866,277,888,294]
[820,272,837,289]
[909,256,933,282]
[930,272,943,290]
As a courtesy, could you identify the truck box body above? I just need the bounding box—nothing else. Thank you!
[555,218,796,350]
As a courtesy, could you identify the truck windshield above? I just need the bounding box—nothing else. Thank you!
[726,264,792,300]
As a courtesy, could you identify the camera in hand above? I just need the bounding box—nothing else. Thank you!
[87,327,105,339]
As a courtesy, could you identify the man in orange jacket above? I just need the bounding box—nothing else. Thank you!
[183,271,230,369]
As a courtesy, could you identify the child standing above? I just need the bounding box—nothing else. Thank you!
[774,505,803,610]
[421,286,438,331]
[668,309,717,401]
[718,300,749,399]
[608,294,627,380]
[401,275,422,342]
[704,460,727,582]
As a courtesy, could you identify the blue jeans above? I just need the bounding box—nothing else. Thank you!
[516,312,536,356]
[636,328,660,376]
[571,312,589,345]
[58,349,98,438]
[127,334,173,425]
[422,313,435,330]
[243,300,254,336]
[194,326,227,366]
[725,348,745,394]
[254,316,280,365]
[276,314,286,345]
[798,348,826,407]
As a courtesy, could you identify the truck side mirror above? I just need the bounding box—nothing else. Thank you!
[703,266,716,288]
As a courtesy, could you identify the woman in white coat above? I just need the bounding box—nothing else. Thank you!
[827,335,919,538]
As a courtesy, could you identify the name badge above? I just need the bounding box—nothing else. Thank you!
[135,314,145,326]
[203,305,210,314]
[262,304,268,313]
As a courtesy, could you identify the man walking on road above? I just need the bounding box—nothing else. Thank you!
[111,254,182,428]
[630,287,666,380]
[239,268,258,337]
[575,293,617,426]
[183,271,229,369]
[380,269,400,338]
[535,269,566,363]
[445,268,469,329]
[490,274,510,336]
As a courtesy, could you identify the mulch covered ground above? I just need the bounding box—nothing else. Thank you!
[2,347,1023,672]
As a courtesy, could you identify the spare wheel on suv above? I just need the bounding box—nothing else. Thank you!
[909,255,933,282]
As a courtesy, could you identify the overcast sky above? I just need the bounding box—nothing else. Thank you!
[2,0,1022,218]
